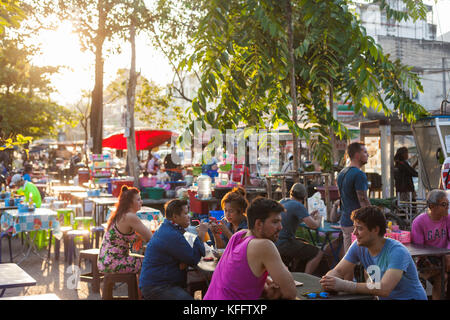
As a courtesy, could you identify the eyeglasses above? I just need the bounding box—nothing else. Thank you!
[437,202,449,208]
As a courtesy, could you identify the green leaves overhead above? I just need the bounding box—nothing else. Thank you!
[185,0,428,171]
[0,93,75,138]
[0,0,25,34]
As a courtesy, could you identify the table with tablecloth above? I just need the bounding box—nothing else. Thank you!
[0,208,61,264]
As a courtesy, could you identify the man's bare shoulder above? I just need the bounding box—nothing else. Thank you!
[247,238,278,254]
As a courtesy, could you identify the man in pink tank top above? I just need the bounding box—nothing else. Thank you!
[204,197,297,300]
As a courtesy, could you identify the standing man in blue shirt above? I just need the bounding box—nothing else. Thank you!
[320,206,427,300]
[337,142,371,253]
[139,199,208,300]
[276,183,324,274]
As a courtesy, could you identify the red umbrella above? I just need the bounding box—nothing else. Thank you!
[102,129,177,150]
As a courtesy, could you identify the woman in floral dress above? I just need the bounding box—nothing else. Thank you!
[98,185,152,273]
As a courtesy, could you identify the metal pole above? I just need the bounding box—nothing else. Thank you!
[443,57,447,102]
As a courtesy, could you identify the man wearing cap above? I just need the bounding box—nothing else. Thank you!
[275,183,324,275]
[10,174,42,208]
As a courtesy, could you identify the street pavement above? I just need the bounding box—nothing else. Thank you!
[0,235,128,300]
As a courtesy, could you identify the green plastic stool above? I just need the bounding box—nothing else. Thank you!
[57,209,74,227]
[74,216,95,231]
[37,230,49,250]
[31,230,49,250]
[73,217,94,245]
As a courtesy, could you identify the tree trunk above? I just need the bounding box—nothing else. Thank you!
[90,0,106,155]
[83,119,89,166]
[286,0,300,182]
[126,17,140,187]
[329,80,338,168]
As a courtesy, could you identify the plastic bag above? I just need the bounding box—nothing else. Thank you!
[307,192,327,218]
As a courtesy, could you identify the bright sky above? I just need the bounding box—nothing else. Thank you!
[429,0,450,37]
[30,0,450,107]
[30,21,174,107]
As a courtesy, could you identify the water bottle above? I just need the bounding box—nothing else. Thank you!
[217,172,228,186]
[197,174,212,200]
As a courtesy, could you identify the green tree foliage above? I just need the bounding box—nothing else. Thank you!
[0,94,73,137]
[0,0,25,34]
[185,0,430,171]
[105,68,188,130]
[143,0,206,102]
[0,32,75,143]
[30,0,159,153]
[0,38,59,97]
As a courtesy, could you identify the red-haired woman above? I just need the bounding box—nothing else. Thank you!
[98,185,152,273]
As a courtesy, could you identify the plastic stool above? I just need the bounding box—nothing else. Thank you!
[48,226,73,261]
[90,226,105,249]
[35,230,49,250]
[67,204,82,218]
[78,248,103,293]
[74,216,95,231]
[66,229,91,265]
[102,273,139,300]
[57,208,74,226]
[0,232,13,263]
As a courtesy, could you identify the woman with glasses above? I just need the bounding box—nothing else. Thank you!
[411,189,450,300]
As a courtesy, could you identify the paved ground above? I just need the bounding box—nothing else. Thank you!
[2,232,434,300]
[1,235,128,300]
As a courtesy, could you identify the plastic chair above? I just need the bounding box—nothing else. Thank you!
[74,216,95,231]
[57,208,74,226]
[67,204,83,218]
[34,230,50,250]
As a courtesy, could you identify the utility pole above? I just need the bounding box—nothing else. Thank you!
[443,57,447,100]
